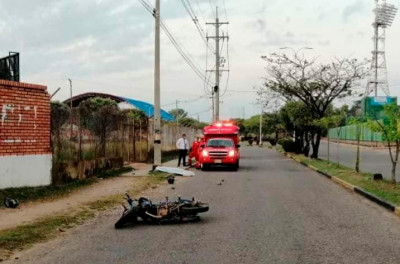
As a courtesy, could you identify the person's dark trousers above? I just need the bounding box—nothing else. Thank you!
[178,149,188,166]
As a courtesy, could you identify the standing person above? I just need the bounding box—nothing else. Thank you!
[188,135,201,167]
[176,134,189,167]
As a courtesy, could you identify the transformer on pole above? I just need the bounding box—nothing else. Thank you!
[365,0,398,97]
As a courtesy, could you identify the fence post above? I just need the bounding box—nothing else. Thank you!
[133,119,136,161]
[139,120,142,161]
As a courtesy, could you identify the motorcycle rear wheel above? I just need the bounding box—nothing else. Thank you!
[180,203,209,215]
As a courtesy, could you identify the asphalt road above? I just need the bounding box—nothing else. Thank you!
[7,147,400,264]
[318,141,398,181]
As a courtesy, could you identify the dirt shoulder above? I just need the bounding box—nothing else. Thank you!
[0,176,146,231]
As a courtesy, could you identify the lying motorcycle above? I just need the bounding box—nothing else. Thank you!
[115,194,209,229]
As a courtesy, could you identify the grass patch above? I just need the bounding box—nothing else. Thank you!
[0,167,133,205]
[0,175,166,260]
[290,153,400,206]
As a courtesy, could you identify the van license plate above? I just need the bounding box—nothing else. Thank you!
[214,160,222,164]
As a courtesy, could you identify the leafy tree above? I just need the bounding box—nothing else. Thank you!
[317,114,346,165]
[51,101,70,158]
[125,109,147,121]
[79,97,119,158]
[280,101,316,156]
[367,104,400,182]
[168,108,188,120]
[261,51,367,158]
[348,117,366,172]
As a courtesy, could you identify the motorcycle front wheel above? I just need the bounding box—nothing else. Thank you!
[115,209,137,229]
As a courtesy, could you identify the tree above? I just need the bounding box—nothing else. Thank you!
[317,114,346,165]
[262,52,367,158]
[348,117,366,173]
[367,104,400,183]
[79,97,119,158]
[280,101,316,156]
[51,101,70,158]
[169,108,188,120]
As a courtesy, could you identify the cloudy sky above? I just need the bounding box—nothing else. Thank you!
[1,0,399,121]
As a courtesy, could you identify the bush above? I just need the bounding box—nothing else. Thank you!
[278,138,297,153]
[264,135,277,146]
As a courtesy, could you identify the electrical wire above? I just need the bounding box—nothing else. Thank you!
[180,0,215,54]
[221,38,230,97]
[222,0,228,20]
[208,0,216,18]
[137,0,212,88]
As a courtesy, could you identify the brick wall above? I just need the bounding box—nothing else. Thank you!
[0,80,51,156]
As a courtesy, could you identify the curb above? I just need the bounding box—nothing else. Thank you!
[283,152,400,215]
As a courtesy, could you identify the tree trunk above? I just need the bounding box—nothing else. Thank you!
[311,129,322,159]
[393,141,400,183]
[304,132,311,157]
[391,161,397,183]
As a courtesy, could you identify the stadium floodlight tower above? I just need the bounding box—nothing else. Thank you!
[365,0,398,97]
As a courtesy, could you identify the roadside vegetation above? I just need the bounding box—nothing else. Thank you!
[290,153,400,206]
[0,175,166,261]
[0,167,133,205]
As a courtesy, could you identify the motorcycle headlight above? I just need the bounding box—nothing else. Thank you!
[228,150,235,157]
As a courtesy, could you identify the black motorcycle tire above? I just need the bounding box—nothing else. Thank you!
[180,203,209,215]
[115,210,137,229]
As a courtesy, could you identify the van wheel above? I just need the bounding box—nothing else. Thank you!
[201,164,208,171]
[232,161,239,171]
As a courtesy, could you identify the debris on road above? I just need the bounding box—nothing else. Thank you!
[167,176,175,184]
[4,197,19,209]
[154,167,195,177]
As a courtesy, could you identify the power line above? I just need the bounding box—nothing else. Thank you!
[208,0,216,17]
[137,0,212,87]
[221,38,230,97]
[181,0,215,54]
[222,0,228,20]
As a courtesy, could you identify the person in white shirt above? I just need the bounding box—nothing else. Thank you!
[176,134,189,167]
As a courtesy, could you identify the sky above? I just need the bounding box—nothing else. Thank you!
[0,0,400,122]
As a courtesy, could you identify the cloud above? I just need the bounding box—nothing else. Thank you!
[342,1,366,22]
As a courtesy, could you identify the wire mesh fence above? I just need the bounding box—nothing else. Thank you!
[51,103,200,183]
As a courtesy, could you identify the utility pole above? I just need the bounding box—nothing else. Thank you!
[153,0,162,168]
[207,7,229,122]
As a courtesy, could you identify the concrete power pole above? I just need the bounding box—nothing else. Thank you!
[207,7,228,122]
[153,0,162,168]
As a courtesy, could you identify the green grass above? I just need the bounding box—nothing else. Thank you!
[0,167,133,205]
[0,175,166,260]
[291,153,400,206]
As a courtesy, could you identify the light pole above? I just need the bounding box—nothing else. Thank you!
[50,87,61,99]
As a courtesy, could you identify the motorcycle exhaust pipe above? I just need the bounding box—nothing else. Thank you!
[145,211,162,219]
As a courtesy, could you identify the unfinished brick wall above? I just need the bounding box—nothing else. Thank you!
[0,80,51,156]
[0,80,52,188]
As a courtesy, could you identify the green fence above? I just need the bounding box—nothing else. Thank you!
[328,124,383,142]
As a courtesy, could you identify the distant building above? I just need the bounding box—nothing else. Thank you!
[63,92,175,121]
